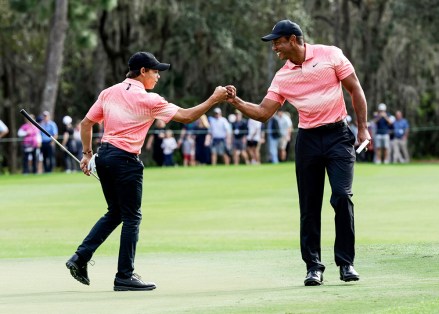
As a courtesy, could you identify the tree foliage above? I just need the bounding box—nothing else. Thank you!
[1,0,438,172]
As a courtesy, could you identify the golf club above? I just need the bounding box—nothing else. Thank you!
[356,139,370,154]
[20,109,99,181]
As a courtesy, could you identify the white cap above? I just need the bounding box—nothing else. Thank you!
[63,115,72,125]
[378,103,387,111]
[213,108,222,114]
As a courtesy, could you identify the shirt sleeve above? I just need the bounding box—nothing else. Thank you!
[86,91,105,124]
[266,73,287,105]
[149,93,179,123]
[332,46,355,80]
[265,91,286,105]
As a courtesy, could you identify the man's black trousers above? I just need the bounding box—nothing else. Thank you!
[76,142,143,279]
[295,122,357,272]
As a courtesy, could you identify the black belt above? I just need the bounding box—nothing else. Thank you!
[315,120,347,130]
[99,142,115,149]
[99,142,138,157]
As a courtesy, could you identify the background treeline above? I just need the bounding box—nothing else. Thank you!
[1,0,438,172]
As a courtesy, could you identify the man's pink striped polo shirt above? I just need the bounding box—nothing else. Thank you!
[86,78,179,154]
[265,44,354,129]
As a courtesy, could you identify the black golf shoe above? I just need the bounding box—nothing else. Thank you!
[114,273,156,291]
[304,269,323,286]
[66,253,90,285]
[339,265,360,282]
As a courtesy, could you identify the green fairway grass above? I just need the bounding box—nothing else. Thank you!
[0,163,438,313]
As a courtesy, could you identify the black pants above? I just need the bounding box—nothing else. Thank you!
[295,122,356,272]
[22,147,37,174]
[41,142,54,173]
[76,143,144,279]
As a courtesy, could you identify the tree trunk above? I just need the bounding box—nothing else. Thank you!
[40,0,69,116]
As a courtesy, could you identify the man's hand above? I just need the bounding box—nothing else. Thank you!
[357,127,371,148]
[80,155,93,176]
[226,85,236,100]
[211,86,229,103]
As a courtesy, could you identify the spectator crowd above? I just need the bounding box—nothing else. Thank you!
[0,103,411,174]
[348,103,410,164]
[144,107,294,167]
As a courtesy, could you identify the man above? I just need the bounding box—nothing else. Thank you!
[208,107,231,165]
[373,103,393,164]
[40,111,58,173]
[392,110,410,163]
[226,19,371,286]
[66,51,229,291]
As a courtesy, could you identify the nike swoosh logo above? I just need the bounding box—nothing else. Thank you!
[312,63,318,67]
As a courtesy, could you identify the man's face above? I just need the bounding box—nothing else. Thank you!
[271,36,293,60]
[142,68,160,89]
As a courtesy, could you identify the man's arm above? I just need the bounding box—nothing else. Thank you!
[172,86,228,124]
[341,72,371,144]
[227,97,281,123]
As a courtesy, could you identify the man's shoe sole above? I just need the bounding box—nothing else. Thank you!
[66,261,90,285]
[340,275,360,282]
[304,274,323,286]
[114,285,156,291]
[304,279,323,286]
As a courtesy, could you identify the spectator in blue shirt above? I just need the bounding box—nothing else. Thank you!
[392,110,410,163]
[373,103,393,164]
[40,111,58,172]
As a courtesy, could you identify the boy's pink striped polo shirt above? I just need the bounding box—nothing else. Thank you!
[86,78,178,154]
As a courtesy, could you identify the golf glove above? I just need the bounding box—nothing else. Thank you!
[87,153,97,173]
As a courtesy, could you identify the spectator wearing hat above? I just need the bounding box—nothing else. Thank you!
[373,103,393,164]
[208,108,231,165]
[40,111,58,173]
[226,19,370,286]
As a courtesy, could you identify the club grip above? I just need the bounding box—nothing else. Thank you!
[20,109,51,138]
